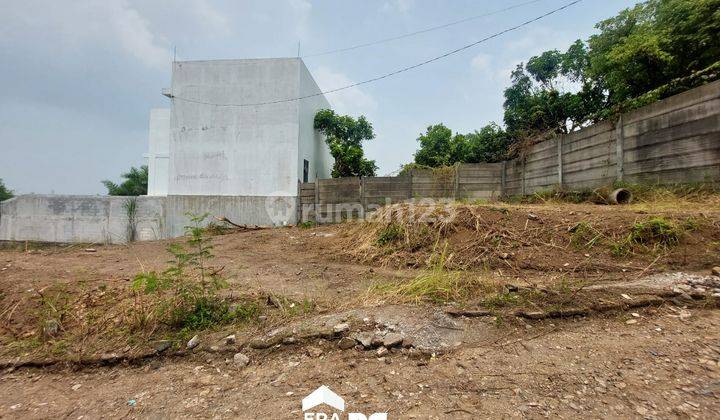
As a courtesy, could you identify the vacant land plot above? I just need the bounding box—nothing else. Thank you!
[1,199,719,418]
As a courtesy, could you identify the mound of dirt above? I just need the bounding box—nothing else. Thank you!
[331,203,720,276]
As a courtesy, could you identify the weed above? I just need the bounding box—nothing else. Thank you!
[629,217,681,247]
[376,223,405,246]
[298,221,317,229]
[569,221,603,249]
[123,198,138,242]
[204,221,230,236]
[369,243,478,303]
[683,217,700,231]
[131,213,240,332]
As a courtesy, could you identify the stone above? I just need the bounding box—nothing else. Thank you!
[333,323,350,334]
[224,334,236,345]
[282,336,297,345]
[527,213,539,221]
[712,267,720,277]
[625,319,637,325]
[187,335,200,349]
[248,338,273,349]
[371,335,384,347]
[71,384,82,391]
[352,332,374,348]
[382,333,404,348]
[154,340,172,353]
[233,353,250,367]
[338,337,356,350]
[376,346,389,357]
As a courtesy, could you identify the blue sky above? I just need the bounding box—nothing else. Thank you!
[0,0,641,194]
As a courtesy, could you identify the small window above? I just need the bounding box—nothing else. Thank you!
[303,159,309,183]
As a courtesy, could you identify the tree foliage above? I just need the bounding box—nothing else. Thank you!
[102,165,148,196]
[410,1,720,170]
[314,109,378,178]
[497,0,720,149]
[412,123,510,168]
[0,178,13,201]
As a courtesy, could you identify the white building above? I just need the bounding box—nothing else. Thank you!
[146,57,333,224]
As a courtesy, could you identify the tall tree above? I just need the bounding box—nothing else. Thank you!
[0,178,13,201]
[587,0,720,104]
[102,165,148,196]
[314,109,378,178]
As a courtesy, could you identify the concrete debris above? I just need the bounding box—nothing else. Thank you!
[352,332,374,348]
[154,340,172,353]
[338,337,356,350]
[187,335,200,349]
[233,353,250,367]
[382,333,404,348]
[333,323,350,334]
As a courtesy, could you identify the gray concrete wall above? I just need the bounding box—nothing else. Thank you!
[299,80,720,223]
[298,60,333,183]
[0,193,296,244]
[167,58,301,197]
[0,195,165,244]
[147,108,171,196]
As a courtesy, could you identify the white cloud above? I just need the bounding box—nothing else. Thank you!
[0,0,171,69]
[108,1,171,69]
[312,66,377,116]
[382,0,415,14]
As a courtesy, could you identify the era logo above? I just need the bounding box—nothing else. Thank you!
[301,386,387,420]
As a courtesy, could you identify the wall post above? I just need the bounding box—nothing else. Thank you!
[557,136,564,188]
[615,115,624,182]
[359,176,366,218]
[500,161,507,197]
[314,179,320,222]
[521,158,526,196]
[453,164,460,200]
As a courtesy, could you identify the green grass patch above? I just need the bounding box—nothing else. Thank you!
[376,223,405,246]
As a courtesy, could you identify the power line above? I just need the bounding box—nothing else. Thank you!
[171,0,583,108]
[302,0,546,58]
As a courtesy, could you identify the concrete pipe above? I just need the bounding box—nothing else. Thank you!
[608,188,632,205]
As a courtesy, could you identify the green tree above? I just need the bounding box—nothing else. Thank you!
[463,124,511,163]
[587,0,720,104]
[0,178,14,201]
[413,124,455,167]
[102,165,148,196]
[503,40,605,138]
[413,123,511,167]
[313,109,378,178]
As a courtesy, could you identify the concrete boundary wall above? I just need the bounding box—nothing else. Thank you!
[1,81,718,240]
[0,194,296,244]
[300,80,720,223]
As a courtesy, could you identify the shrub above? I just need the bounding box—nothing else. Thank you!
[131,213,247,331]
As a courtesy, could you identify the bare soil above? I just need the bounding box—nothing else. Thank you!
[1,201,719,418]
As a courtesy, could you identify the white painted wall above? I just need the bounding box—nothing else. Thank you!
[298,60,333,182]
[147,108,170,196]
[167,58,302,197]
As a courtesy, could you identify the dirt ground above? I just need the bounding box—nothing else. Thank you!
[1,201,719,418]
